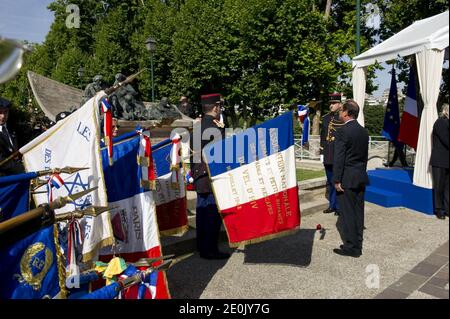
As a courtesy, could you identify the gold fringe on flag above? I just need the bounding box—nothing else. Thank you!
[53,225,68,299]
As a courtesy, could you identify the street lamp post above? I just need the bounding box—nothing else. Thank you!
[145,37,157,102]
[77,66,85,89]
[356,0,361,55]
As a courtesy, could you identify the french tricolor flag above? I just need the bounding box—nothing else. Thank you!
[99,135,170,299]
[398,67,419,150]
[297,104,308,122]
[153,141,188,236]
[204,112,301,246]
[49,174,64,189]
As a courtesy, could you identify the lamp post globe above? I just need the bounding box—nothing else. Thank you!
[77,67,85,89]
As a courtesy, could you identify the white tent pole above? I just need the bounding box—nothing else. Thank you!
[352,67,367,126]
[413,49,445,189]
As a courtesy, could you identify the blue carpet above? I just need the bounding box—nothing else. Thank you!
[365,168,434,215]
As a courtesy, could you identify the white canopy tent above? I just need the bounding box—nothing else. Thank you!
[352,11,449,189]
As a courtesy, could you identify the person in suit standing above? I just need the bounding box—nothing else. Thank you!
[190,93,230,260]
[332,99,369,258]
[320,93,344,215]
[0,97,24,177]
[430,103,449,220]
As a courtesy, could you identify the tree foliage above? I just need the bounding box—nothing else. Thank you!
[2,0,446,139]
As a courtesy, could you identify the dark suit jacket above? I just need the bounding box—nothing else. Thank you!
[0,126,24,176]
[333,120,369,189]
[190,115,225,194]
[430,117,449,169]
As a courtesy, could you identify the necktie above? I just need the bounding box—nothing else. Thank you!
[1,126,13,150]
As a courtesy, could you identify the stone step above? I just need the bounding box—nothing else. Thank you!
[296,160,324,171]
[299,188,327,203]
[300,198,330,216]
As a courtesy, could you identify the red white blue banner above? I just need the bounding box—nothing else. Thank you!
[153,141,188,236]
[99,134,170,299]
[204,112,301,246]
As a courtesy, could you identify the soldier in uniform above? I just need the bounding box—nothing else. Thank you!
[110,73,148,120]
[190,93,230,260]
[0,97,25,176]
[320,92,344,215]
[81,75,108,105]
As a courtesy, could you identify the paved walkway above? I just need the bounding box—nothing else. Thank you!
[165,203,449,299]
[376,241,448,299]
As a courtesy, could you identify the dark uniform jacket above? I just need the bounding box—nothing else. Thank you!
[190,115,225,194]
[0,126,24,176]
[333,120,369,189]
[320,111,344,165]
[430,117,449,169]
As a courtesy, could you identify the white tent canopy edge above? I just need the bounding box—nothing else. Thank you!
[351,11,449,189]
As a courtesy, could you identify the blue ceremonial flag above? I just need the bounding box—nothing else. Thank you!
[382,67,401,145]
[0,173,62,299]
[0,172,36,221]
[99,133,170,299]
[297,105,310,146]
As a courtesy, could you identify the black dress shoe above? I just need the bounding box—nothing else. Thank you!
[323,208,335,214]
[436,214,446,220]
[333,248,361,258]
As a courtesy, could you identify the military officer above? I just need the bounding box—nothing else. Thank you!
[190,93,230,260]
[0,97,25,176]
[320,92,344,215]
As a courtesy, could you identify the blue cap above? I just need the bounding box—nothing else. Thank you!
[0,97,11,109]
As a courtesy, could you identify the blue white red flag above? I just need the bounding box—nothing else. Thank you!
[297,105,310,146]
[99,133,170,299]
[398,66,419,150]
[204,111,301,246]
[152,140,188,236]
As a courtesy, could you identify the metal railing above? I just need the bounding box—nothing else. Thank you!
[294,135,416,164]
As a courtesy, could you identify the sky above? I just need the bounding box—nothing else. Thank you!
[0,0,54,44]
[0,0,398,98]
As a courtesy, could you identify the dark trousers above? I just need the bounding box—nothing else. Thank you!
[324,164,339,210]
[388,144,408,167]
[432,166,449,216]
[196,193,222,255]
[337,187,365,254]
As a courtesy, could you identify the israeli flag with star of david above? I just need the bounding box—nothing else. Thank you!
[20,92,112,262]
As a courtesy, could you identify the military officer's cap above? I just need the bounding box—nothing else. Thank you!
[201,93,222,107]
[328,92,342,103]
[0,97,11,109]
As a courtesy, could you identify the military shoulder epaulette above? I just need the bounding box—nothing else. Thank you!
[322,112,331,119]
[330,120,345,126]
[213,119,225,128]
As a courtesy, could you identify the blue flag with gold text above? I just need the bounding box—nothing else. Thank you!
[0,173,61,299]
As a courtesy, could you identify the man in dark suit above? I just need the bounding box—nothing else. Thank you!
[190,93,230,260]
[0,97,24,176]
[320,93,345,215]
[332,99,369,258]
[430,103,449,220]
